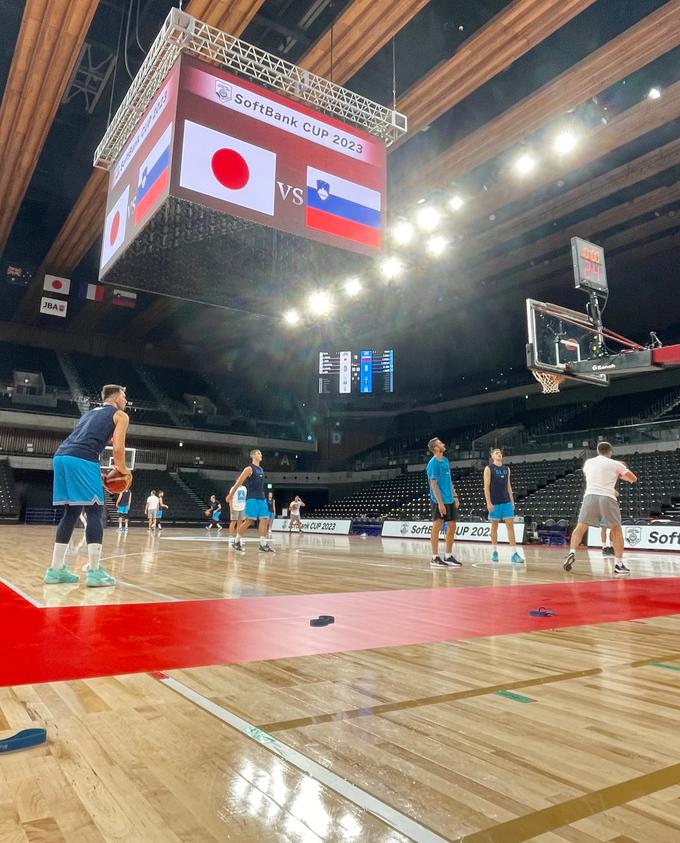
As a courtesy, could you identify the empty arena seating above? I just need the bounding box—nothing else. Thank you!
[0,460,19,519]
[314,474,428,519]
[119,470,203,523]
[0,342,68,388]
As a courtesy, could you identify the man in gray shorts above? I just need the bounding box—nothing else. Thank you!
[563,441,637,575]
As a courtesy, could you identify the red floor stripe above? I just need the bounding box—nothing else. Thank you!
[2,578,680,686]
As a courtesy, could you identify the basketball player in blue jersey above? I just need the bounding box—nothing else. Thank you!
[228,449,274,553]
[483,448,524,564]
[45,384,130,587]
[426,437,462,568]
[116,488,131,531]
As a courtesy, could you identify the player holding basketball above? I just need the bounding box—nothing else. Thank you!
[484,448,524,563]
[564,442,637,575]
[288,495,305,532]
[228,449,274,553]
[426,437,462,568]
[116,488,131,531]
[45,384,130,587]
[205,494,222,531]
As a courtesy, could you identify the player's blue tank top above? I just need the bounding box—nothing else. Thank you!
[55,404,117,463]
[245,463,266,499]
[488,463,510,504]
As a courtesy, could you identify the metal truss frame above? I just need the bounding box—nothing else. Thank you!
[94,8,407,170]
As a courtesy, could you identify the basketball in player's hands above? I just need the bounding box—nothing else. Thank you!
[103,468,132,494]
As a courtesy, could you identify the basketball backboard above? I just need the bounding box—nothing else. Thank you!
[100,446,137,471]
[526,298,609,387]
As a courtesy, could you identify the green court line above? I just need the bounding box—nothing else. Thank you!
[494,690,535,703]
[650,662,680,671]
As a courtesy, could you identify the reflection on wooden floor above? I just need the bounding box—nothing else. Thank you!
[2,525,680,841]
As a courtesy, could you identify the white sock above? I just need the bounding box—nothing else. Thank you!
[432,553,438,559]
[260,536,268,547]
[51,543,69,570]
[615,557,623,565]
[87,543,102,571]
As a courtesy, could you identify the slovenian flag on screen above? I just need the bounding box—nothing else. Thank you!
[134,124,172,225]
[305,167,381,249]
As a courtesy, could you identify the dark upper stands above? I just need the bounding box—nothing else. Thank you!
[0,343,67,388]
[0,460,19,519]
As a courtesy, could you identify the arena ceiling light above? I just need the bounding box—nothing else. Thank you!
[448,194,464,211]
[343,277,362,297]
[426,235,447,257]
[648,87,662,100]
[416,206,440,231]
[392,219,414,244]
[283,308,301,326]
[514,152,537,176]
[307,290,334,317]
[553,130,578,156]
[380,256,404,280]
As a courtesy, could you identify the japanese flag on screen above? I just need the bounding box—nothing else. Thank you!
[179,120,276,216]
[101,186,129,269]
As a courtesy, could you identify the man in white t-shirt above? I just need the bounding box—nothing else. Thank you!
[288,496,305,532]
[564,442,637,575]
[145,490,160,531]
[227,485,247,545]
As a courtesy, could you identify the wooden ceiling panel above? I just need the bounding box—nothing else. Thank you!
[394,0,596,148]
[186,0,265,33]
[298,0,429,85]
[0,0,101,254]
[405,0,680,196]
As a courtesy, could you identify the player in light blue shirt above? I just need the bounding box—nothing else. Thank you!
[426,437,461,569]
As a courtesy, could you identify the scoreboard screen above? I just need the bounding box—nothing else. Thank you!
[571,236,608,294]
[319,349,394,395]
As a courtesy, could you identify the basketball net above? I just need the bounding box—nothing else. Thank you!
[531,370,563,394]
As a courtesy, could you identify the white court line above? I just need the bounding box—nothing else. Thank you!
[0,575,43,608]
[158,675,449,843]
[116,580,178,601]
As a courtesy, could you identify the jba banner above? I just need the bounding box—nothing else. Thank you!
[382,520,525,543]
[271,518,352,535]
[588,524,680,551]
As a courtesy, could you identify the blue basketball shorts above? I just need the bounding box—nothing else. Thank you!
[489,502,515,521]
[53,455,104,506]
[245,498,270,520]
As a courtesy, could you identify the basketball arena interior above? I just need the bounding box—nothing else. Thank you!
[2,1,680,840]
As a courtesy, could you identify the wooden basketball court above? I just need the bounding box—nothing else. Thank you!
[3,524,680,841]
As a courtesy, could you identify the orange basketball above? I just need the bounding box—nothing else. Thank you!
[104,468,132,494]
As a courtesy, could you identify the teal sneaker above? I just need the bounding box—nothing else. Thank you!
[86,568,116,587]
[511,551,525,564]
[491,550,499,563]
[44,566,80,584]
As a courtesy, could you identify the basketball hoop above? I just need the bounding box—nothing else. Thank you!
[531,370,563,394]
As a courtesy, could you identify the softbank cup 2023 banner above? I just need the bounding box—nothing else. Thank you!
[100,55,386,278]
[174,56,386,254]
[100,63,180,277]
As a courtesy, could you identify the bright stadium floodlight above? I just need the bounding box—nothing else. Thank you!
[380,256,403,280]
[448,194,464,211]
[283,308,301,326]
[648,87,662,100]
[514,152,537,176]
[344,277,362,297]
[553,130,578,156]
[426,235,447,257]
[392,219,414,244]
[307,290,334,317]
[416,205,440,231]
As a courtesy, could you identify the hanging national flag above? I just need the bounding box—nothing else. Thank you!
[134,123,172,226]
[179,120,276,216]
[43,274,71,295]
[79,283,105,302]
[5,265,31,286]
[40,296,68,318]
[305,166,381,249]
[101,186,129,270]
[112,289,137,308]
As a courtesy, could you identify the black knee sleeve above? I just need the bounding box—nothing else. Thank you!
[84,504,104,544]
[55,505,82,545]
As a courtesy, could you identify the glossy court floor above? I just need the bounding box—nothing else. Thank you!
[3,526,680,841]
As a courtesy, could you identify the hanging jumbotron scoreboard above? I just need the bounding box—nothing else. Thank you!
[98,53,388,296]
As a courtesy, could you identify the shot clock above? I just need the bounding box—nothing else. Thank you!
[571,236,608,294]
